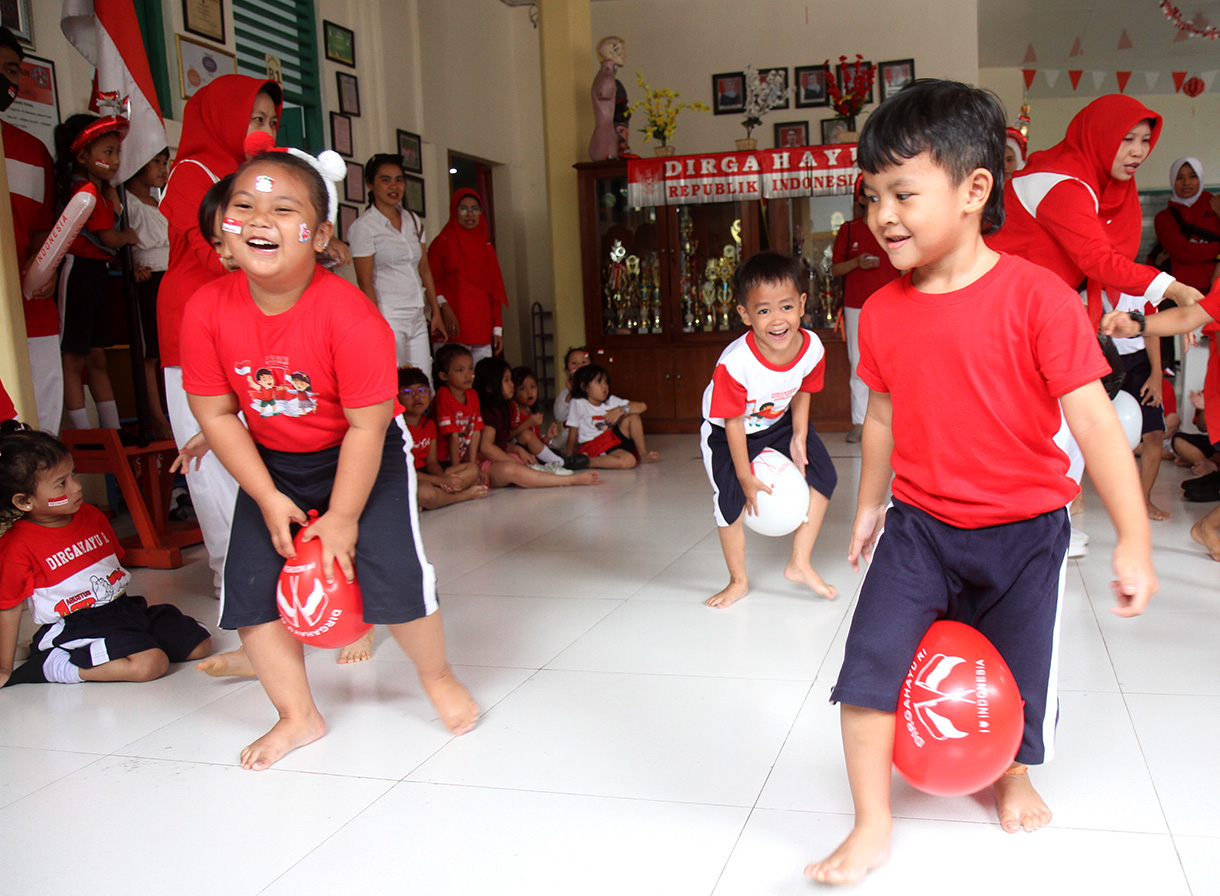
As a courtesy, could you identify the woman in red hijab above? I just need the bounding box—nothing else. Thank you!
[158,75,281,599]
[988,94,1203,327]
[428,188,508,361]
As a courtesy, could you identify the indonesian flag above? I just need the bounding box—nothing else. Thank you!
[61,0,166,183]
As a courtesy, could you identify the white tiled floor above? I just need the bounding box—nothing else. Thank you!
[1,433,1215,895]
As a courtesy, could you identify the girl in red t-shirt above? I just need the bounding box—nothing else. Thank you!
[397,366,486,508]
[53,114,139,431]
[181,146,478,770]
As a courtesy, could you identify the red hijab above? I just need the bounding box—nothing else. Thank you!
[429,188,508,307]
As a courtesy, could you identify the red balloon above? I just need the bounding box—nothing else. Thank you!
[893,621,1024,797]
[276,512,372,649]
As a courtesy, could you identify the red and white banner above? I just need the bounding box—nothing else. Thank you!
[61,0,166,182]
[627,145,858,208]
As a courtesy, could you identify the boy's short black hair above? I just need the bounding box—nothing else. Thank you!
[857,79,1006,235]
[733,251,804,307]
[431,343,472,391]
[571,363,609,400]
[398,366,429,390]
[0,26,24,61]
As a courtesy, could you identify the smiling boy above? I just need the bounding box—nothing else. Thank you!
[805,80,1156,886]
[699,251,838,608]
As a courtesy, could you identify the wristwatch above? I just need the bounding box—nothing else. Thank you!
[1128,310,1146,334]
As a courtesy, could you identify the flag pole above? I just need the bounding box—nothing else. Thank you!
[114,182,152,445]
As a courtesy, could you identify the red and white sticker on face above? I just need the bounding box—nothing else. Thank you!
[255,175,274,192]
[222,217,243,234]
[47,496,70,507]
[299,223,311,242]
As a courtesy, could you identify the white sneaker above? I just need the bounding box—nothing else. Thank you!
[532,462,573,476]
[1068,528,1088,558]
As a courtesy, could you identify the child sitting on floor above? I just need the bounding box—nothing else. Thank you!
[398,366,487,508]
[0,423,212,687]
[566,364,659,468]
[512,365,587,468]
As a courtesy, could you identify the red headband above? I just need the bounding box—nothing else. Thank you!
[69,116,130,155]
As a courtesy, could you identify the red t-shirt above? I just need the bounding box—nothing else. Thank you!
[3,122,58,338]
[407,418,436,469]
[858,253,1112,528]
[833,220,900,309]
[180,265,401,453]
[0,378,16,421]
[433,387,483,463]
[1153,196,1220,293]
[67,181,116,261]
[0,504,131,625]
[1196,290,1220,440]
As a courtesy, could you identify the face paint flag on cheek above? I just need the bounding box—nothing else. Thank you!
[47,496,71,507]
[255,175,274,192]
[222,217,243,234]
[299,223,311,242]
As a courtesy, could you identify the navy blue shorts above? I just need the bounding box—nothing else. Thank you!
[1172,431,1218,459]
[5,594,209,685]
[1119,349,1166,435]
[831,498,1069,765]
[220,419,437,630]
[700,411,837,527]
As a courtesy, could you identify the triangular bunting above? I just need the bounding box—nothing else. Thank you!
[1116,71,1132,93]
[1202,71,1218,91]
[1144,71,1160,90]
[1023,43,1037,64]
[1091,70,1106,90]
[1045,69,1061,88]
[1023,69,1037,90]
[1173,71,1187,92]
[1069,36,1084,57]
[1117,28,1133,50]
[1069,70,1083,90]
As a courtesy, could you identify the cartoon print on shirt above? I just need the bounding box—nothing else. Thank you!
[234,360,317,418]
[744,399,786,433]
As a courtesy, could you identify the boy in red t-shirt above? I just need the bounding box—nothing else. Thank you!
[397,366,486,508]
[807,81,1156,886]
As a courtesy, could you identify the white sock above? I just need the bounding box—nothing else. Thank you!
[67,407,91,429]
[96,399,120,429]
[43,648,84,684]
[536,446,563,464]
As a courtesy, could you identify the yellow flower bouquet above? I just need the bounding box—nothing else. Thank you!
[629,73,709,146]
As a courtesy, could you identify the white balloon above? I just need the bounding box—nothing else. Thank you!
[1111,391,1142,450]
[744,448,811,537]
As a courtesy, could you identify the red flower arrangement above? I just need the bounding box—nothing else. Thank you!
[825,55,875,121]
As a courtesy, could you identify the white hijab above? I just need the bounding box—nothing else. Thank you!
[1170,156,1204,207]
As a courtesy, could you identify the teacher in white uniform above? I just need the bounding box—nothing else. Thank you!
[349,153,447,366]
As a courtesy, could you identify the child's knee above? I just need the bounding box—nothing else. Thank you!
[128,649,170,681]
[615,451,637,469]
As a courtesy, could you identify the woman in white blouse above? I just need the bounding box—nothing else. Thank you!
[349,153,447,366]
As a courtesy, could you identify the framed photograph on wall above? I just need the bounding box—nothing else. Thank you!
[323,20,355,67]
[879,59,915,101]
[330,112,353,158]
[344,160,365,204]
[182,0,225,44]
[397,130,422,174]
[794,64,830,108]
[774,121,808,148]
[711,71,745,115]
[6,55,58,153]
[338,204,359,242]
[756,67,790,110]
[835,59,875,108]
[820,118,851,145]
[176,35,237,100]
[3,0,34,44]
[336,72,360,116]
[403,175,426,217]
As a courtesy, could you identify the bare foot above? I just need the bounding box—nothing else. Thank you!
[992,764,1052,833]
[1190,519,1220,561]
[642,450,660,463]
[455,485,489,502]
[804,819,892,885]
[1192,459,1218,475]
[706,578,749,608]
[784,561,838,599]
[337,629,375,664]
[240,712,326,770]
[197,648,256,678]
[569,471,601,486]
[1146,501,1170,521]
[421,672,480,735]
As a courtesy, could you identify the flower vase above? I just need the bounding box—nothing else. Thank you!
[654,144,675,157]
[735,137,758,151]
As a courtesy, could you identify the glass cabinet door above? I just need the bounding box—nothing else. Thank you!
[675,203,749,334]
[592,175,664,336]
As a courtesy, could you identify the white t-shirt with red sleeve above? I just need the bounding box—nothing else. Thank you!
[0,504,131,626]
[858,252,1113,529]
[701,329,826,434]
[567,394,631,444]
[180,265,401,453]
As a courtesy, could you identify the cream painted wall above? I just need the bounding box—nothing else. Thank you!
[589,0,980,156]
[982,67,1220,189]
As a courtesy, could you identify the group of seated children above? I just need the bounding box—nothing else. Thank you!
[399,342,660,510]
